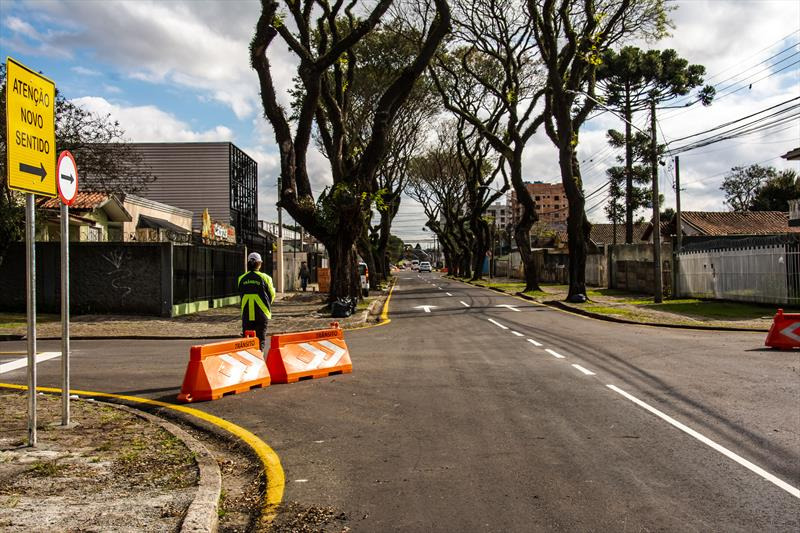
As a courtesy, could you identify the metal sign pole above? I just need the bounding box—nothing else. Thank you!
[61,202,70,425]
[25,193,37,447]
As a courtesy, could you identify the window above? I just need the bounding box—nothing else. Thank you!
[554,195,560,201]
[535,196,540,201]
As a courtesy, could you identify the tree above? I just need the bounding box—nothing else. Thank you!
[721,164,774,212]
[527,0,672,300]
[360,25,440,285]
[604,129,665,227]
[387,234,405,264]
[597,46,714,243]
[250,0,450,301]
[751,169,799,212]
[0,65,154,266]
[431,0,545,291]
[405,127,470,275]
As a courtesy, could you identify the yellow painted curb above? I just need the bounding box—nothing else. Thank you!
[0,382,285,523]
[346,279,395,332]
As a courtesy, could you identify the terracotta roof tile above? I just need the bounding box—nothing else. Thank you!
[681,211,798,235]
[589,223,649,244]
[38,192,110,210]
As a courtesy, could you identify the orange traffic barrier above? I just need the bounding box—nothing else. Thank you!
[267,323,352,383]
[177,332,271,402]
[765,309,800,350]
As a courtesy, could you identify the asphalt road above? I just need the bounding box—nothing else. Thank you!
[2,273,798,531]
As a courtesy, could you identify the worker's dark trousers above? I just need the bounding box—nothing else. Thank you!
[242,318,268,352]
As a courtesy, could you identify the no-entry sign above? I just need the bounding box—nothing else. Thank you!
[57,151,78,205]
[6,57,56,197]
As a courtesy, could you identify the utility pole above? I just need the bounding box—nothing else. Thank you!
[673,155,682,299]
[674,156,682,253]
[276,177,285,293]
[650,97,663,304]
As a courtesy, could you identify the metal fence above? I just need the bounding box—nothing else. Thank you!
[677,243,797,305]
[172,244,245,305]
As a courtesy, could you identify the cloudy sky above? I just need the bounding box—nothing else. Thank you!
[2,0,798,244]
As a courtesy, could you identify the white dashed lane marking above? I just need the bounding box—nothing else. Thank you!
[460,301,470,307]
[572,364,596,376]
[511,331,524,337]
[545,349,566,359]
[527,339,543,347]
[488,318,508,330]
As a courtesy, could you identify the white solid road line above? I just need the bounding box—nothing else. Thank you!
[460,301,470,307]
[545,348,565,359]
[571,364,596,376]
[0,352,62,375]
[446,292,453,296]
[527,338,543,347]
[607,384,800,499]
[488,318,509,330]
[511,331,524,337]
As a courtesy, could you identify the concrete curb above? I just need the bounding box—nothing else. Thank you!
[96,400,222,533]
[533,297,769,333]
[454,278,769,333]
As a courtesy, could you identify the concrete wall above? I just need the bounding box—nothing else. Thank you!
[0,242,172,316]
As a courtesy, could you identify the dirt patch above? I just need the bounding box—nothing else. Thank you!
[0,392,198,532]
[266,502,355,533]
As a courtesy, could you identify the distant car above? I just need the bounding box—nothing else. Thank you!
[419,261,432,272]
[358,262,369,296]
[411,260,420,271]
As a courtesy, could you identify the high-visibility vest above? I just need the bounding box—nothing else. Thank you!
[238,270,275,321]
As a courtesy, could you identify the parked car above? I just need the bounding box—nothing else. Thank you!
[358,262,369,296]
[411,260,420,271]
[419,261,432,272]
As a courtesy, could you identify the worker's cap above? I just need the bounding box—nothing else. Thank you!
[247,252,262,262]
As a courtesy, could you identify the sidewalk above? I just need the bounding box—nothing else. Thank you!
[0,287,389,340]
[462,276,786,331]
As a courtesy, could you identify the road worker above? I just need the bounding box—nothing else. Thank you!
[238,252,275,351]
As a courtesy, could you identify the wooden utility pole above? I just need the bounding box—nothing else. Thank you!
[675,156,682,252]
[650,97,663,303]
[673,156,682,299]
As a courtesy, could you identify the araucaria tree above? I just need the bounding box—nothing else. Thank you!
[527,0,671,300]
[250,0,450,301]
[597,46,714,243]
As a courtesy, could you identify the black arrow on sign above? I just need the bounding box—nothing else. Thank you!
[60,173,74,184]
[19,162,47,182]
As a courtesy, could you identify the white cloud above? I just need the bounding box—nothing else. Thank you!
[71,66,101,76]
[71,96,234,142]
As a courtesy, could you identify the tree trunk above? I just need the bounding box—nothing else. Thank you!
[470,217,490,281]
[326,228,360,303]
[356,230,378,291]
[509,153,541,291]
[559,144,590,300]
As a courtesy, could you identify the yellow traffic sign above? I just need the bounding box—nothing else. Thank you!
[6,57,56,196]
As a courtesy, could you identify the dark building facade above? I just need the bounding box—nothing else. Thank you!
[130,142,264,253]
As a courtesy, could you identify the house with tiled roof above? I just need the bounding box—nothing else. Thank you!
[38,192,132,242]
[642,210,799,241]
[589,223,649,245]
